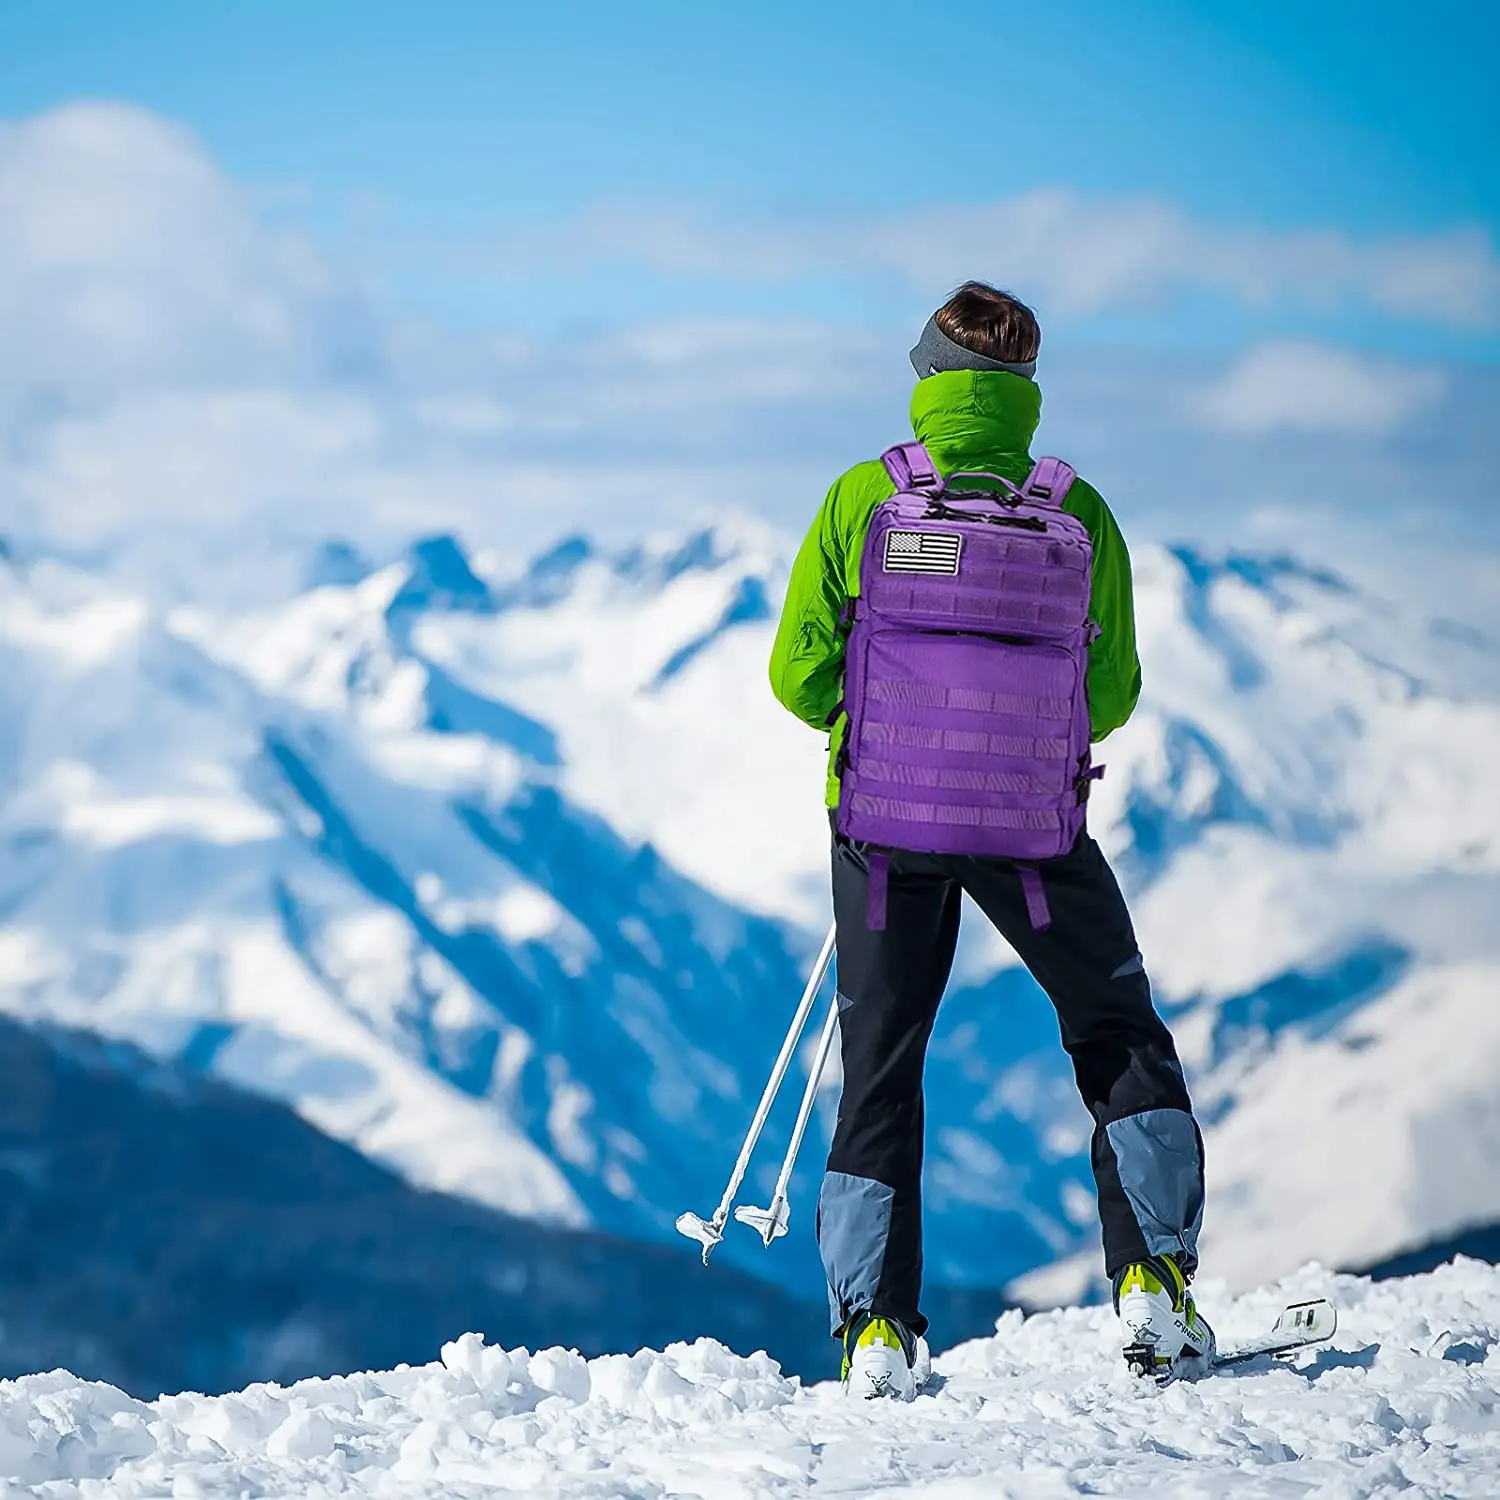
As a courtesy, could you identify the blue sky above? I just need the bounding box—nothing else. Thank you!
[4,0,1495,221]
[0,0,1495,583]
[3,0,1495,343]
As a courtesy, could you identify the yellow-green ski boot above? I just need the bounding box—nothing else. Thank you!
[1113,1254,1216,1378]
[840,1312,931,1400]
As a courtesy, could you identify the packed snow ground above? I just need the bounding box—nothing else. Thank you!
[5,1262,1498,1498]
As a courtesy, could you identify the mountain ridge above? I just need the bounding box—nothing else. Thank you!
[1,519,1495,1315]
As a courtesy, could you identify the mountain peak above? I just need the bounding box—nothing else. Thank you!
[390,534,491,615]
[1169,544,1353,602]
[492,534,595,610]
[304,539,372,592]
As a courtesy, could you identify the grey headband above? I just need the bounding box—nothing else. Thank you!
[909,314,1036,380]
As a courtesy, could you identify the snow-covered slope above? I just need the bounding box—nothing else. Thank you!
[5,1261,1499,1497]
[0,523,1496,1307]
[0,1013,843,1398]
[0,532,836,1296]
[1014,547,1500,1301]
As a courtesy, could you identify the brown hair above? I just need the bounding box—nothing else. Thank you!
[933,282,1041,363]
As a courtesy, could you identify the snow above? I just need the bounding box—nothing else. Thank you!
[412,526,833,924]
[1199,963,1500,1289]
[4,1263,1499,1497]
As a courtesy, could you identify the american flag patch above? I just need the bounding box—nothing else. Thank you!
[883,529,962,576]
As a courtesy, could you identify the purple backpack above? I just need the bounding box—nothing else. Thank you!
[835,441,1102,930]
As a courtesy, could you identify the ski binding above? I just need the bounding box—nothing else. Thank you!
[1125,1298,1337,1382]
[1213,1297,1337,1368]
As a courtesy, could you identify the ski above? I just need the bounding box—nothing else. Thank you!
[1126,1298,1337,1382]
[1213,1298,1338,1369]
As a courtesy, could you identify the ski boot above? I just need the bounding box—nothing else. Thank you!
[840,1311,931,1400]
[1113,1254,1216,1379]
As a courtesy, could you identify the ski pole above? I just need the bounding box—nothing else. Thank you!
[675,920,837,1264]
[734,987,839,1247]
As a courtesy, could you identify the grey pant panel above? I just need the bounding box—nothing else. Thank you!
[1105,1108,1205,1264]
[818,1170,896,1334]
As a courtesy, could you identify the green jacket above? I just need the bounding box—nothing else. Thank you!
[768,369,1142,805]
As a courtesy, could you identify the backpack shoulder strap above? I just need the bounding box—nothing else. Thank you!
[880,441,943,493]
[1021,457,1077,508]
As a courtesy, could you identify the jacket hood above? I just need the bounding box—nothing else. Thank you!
[910,370,1042,480]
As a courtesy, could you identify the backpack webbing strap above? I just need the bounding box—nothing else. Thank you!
[1017,864,1052,931]
[880,442,943,493]
[1021,457,1077,509]
[866,851,890,931]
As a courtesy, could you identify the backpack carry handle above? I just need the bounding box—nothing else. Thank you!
[947,461,1077,509]
[946,469,1022,490]
[880,446,1024,504]
[943,471,1028,507]
[922,497,1048,532]
[881,444,1077,510]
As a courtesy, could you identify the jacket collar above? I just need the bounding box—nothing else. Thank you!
[909,370,1041,478]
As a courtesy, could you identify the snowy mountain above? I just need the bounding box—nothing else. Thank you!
[4,1259,1499,1497]
[0,1013,852,1399]
[0,518,1496,1332]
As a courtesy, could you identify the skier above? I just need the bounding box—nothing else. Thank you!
[768,282,1213,1397]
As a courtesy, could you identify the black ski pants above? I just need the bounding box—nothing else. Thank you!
[818,826,1204,1337]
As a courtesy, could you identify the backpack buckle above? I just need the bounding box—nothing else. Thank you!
[1074,764,1106,803]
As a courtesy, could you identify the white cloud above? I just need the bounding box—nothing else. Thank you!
[0,104,897,551]
[494,191,1500,329]
[0,101,379,395]
[1190,340,1448,436]
[0,101,1491,577]
[3,324,887,556]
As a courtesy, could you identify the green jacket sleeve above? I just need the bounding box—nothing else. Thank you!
[1064,477,1142,740]
[768,478,851,730]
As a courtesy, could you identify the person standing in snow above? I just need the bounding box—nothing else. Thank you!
[768,282,1213,1397]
